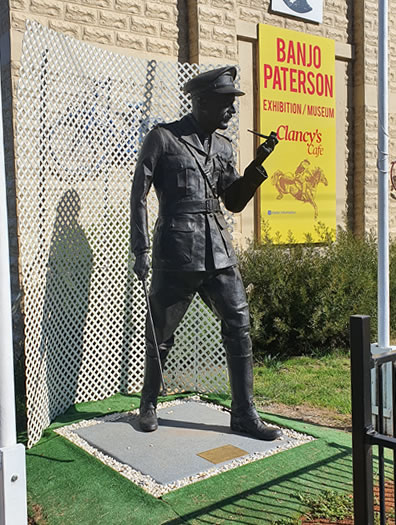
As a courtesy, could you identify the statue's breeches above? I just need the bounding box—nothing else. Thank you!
[145,266,251,358]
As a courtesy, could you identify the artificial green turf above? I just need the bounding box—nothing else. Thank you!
[162,439,353,524]
[27,431,178,525]
[163,393,355,524]
[25,393,361,525]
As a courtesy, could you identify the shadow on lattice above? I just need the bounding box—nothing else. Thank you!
[17,21,238,447]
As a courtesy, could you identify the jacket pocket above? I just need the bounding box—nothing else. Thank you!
[164,155,197,197]
[160,218,195,265]
[176,166,196,197]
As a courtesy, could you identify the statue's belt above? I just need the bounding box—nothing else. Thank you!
[159,198,221,216]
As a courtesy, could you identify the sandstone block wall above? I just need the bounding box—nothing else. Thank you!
[3,0,396,361]
[193,0,351,64]
[2,0,396,243]
[351,0,396,237]
[8,0,180,74]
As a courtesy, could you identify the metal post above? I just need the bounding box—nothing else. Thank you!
[0,36,28,524]
[377,0,390,349]
[350,315,374,525]
[393,362,396,516]
[376,364,386,524]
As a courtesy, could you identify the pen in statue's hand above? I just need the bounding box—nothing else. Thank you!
[248,130,279,166]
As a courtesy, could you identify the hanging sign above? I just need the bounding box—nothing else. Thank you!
[258,24,336,243]
[270,0,323,24]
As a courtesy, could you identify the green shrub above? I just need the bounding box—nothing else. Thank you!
[238,222,381,358]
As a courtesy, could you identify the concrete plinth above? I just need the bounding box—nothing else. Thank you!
[56,399,313,496]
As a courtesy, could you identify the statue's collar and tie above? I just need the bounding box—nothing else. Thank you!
[191,115,211,154]
[179,114,212,157]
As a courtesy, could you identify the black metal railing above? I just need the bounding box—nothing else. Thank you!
[350,315,396,525]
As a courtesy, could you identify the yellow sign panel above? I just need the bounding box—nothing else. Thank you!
[258,24,336,243]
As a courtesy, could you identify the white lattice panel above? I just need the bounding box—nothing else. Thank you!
[16,21,239,447]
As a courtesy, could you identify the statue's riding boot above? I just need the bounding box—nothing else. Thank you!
[226,352,282,441]
[139,345,169,432]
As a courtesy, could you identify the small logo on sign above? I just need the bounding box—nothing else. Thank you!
[282,0,313,13]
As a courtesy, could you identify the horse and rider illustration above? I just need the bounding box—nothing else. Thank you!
[271,159,328,219]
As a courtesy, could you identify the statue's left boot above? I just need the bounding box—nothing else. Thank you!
[227,353,282,441]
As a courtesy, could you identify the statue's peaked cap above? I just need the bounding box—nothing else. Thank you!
[183,66,245,97]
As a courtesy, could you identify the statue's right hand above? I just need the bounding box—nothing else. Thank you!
[254,131,279,166]
[133,252,150,281]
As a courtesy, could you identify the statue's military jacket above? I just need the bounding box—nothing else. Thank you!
[130,114,267,272]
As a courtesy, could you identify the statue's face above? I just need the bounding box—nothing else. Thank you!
[199,94,236,132]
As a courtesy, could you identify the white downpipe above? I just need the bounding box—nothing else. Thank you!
[377,0,390,350]
[371,0,394,437]
[0,40,27,525]
[0,47,17,453]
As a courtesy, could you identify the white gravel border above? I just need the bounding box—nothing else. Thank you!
[54,396,315,498]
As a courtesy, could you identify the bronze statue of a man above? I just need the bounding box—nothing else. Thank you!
[130,66,280,440]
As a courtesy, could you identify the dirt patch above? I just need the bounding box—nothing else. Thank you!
[300,482,395,524]
[257,401,352,432]
[301,516,354,525]
[28,503,47,525]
